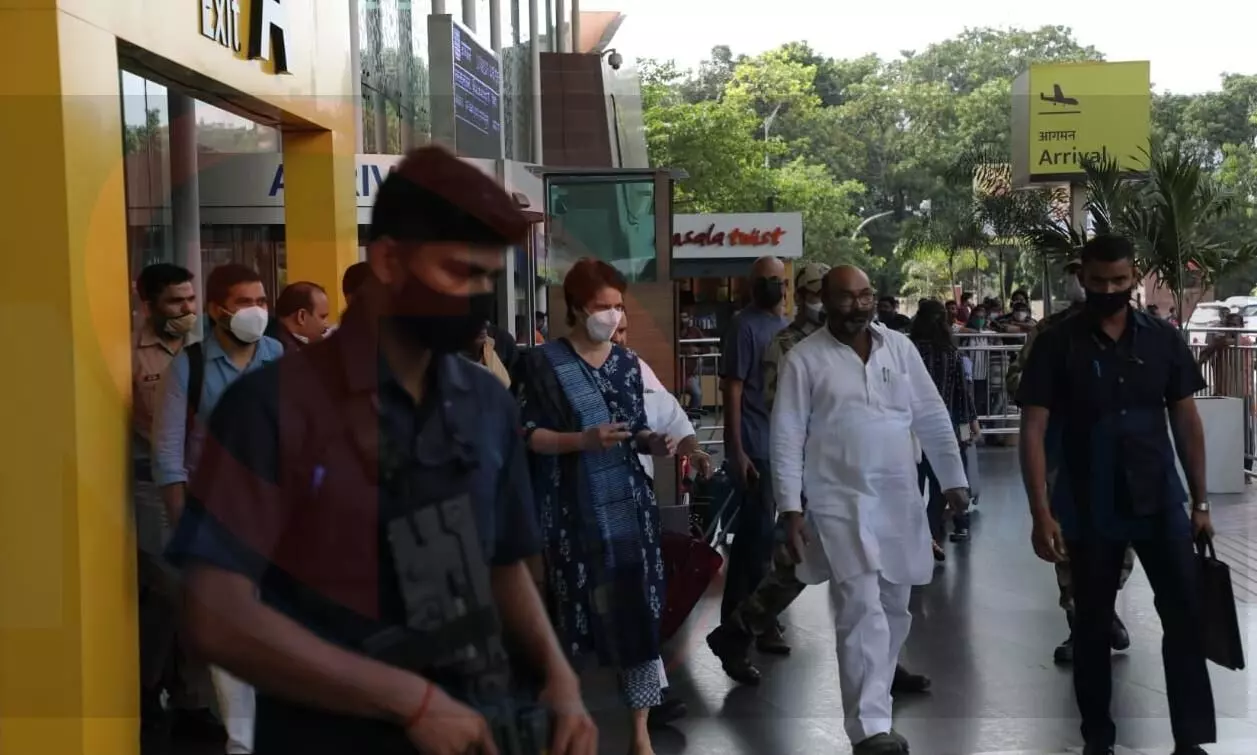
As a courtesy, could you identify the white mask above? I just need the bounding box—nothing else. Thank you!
[1064,275,1086,304]
[802,301,824,323]
[585,309,622,343]
[226,306,269,344]
[1013,310,1028,322]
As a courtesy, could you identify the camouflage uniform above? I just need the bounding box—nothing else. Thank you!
[726,263,827,640]
[1008,301,1135,620]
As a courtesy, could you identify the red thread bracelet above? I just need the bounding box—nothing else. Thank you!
[403,683,435,730]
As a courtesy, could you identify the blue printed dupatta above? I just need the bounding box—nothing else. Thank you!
[519,340,664,672]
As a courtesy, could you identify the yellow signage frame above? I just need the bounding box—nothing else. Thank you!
[1012,61,1151,187]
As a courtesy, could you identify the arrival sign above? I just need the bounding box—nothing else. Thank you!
[1011,61,1151,186]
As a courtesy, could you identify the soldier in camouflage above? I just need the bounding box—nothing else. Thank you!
[1008,259,1134,665]
[707,262,931,694]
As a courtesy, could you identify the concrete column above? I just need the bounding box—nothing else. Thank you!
[554,0,565,51]
[529,0,543,162]
[168,91,203,304]
[349,0,364,153]
[570,0,579,52]
[463,0,476,30]
[489,0,501,50]
[0,9,138,755]
[433,0,446,13]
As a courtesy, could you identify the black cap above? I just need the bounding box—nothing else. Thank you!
[369,146,530,247]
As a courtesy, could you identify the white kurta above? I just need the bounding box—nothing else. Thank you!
[770,324,967,587]
[636,358,696,479]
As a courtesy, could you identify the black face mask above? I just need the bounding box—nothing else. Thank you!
[752,277,784,309]
[828,307,873,336]
[389,276,498,354]
[1084,288,1133,318]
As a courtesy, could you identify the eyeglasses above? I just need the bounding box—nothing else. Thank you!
[831,290,876,307]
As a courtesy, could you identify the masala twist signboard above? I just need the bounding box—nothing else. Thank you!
[1012,61,1151,187]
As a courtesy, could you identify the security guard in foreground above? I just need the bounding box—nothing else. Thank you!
[168,147,597,755]
[1006,258,1134,664]
[1017,234,1215,755]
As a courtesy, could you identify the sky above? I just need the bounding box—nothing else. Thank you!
[599,0,1254,95]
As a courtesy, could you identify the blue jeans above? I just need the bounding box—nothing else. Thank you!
[720,457,776,622]
[683,375,702,410]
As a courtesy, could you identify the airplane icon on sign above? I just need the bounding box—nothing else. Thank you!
[1039,84,1079,107]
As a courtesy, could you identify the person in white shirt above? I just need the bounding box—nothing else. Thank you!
[771,266,969,755]
[611,312,713,481]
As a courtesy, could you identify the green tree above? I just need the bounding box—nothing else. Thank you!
[124,108,162,155]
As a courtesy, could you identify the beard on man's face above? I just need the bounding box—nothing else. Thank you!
[829,307,873,334]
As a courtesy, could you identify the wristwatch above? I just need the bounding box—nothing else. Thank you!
[1193,500,1211,513]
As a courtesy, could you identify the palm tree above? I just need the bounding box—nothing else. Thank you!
[898,198,993,298]
[1125,145,1256,323]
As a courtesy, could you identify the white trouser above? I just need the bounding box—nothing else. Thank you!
[210,666,255,754]
[828,571,913,746]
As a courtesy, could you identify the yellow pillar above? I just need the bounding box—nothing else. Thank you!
[0,6,137,755]
[282,128,360,316]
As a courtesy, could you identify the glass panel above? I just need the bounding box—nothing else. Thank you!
[503,0,532,162]
[121,71,174,326]
[202,225,282,300]
[545,176,657,283]
[362,0,432,153]
[195,101,280,153]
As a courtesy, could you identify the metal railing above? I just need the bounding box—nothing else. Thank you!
[677,337,723,448]
[1184,326,1257,477]
[955,331,1026,436]
[676,331,1028,444]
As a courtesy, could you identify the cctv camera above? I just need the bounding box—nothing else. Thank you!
[607,50,623,70]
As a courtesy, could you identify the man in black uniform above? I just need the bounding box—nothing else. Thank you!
[1016,234,1215,755]
[167,147,596,755]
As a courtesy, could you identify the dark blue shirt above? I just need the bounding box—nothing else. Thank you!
[166,313,541,754]
[1015,309,1204,541]
[721,307,787,460]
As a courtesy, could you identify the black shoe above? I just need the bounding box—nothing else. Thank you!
[168,708,225,744]
[949,527,970,542]
[1110,614,1131,651]
[648,696,687,728]
[755,624,791,656]
[932,541,946,562]
[1172,746,1208,754]
[706,625,761,685]
[853,732,907,754]
[889,729,910,752]
[1081,745,1114,755]
[891,665,931,694]
[140,688,170,737]
[1054,635,1074,664]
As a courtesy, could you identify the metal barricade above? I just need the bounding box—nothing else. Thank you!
[1185,326,1257,478]
[678,337,724,449]
[955,331,1027,436]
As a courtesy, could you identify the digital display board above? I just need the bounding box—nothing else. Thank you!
[429,15,503,160]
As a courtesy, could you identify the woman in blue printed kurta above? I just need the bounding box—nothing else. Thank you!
[519,258,671,755]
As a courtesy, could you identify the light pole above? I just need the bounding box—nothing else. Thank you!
[850,199,931,240]
[762,104,782,170]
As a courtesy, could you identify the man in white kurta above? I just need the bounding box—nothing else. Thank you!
[771,266,968,755]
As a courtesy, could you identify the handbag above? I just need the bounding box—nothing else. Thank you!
[1195,533,1246,670]
[659,481,737,641]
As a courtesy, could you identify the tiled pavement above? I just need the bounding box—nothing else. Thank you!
[169,447,1257,754]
